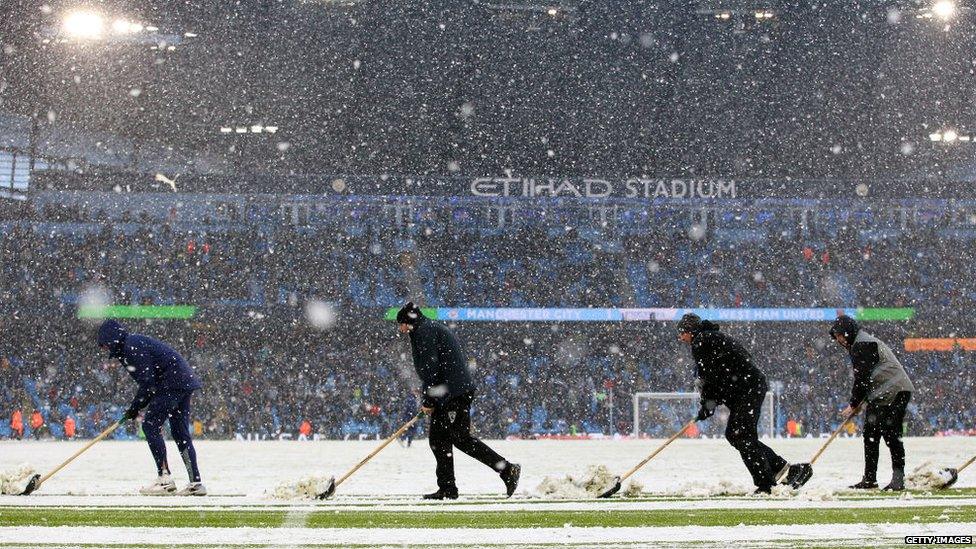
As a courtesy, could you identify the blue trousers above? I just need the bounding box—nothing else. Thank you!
[142,390,201,482]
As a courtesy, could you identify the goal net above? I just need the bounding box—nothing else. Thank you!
[632,392,776,439]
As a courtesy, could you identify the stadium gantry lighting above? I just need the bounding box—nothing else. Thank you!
[930,132,943,141]
[62,10,105,40]
[219,127,233,134]
[942,129,959,142]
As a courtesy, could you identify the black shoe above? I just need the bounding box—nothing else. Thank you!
[754,485,772,495]
[849,479,878,490]
[882,470,905,492]
[422,488,458,500]
[501,463,521,498]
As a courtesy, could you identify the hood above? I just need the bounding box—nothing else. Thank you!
[698,320,720,332]
[829,315,859,344]
[97,320,128,357]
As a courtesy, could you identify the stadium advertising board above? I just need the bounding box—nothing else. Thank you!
[904,338,976,352]
[383,307,914,323]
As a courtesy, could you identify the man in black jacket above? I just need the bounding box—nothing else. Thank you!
[678,313,797,493]
[830,315,914,491]
[396,302,520,500]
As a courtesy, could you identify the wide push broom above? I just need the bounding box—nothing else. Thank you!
[316,413,423,499]
[598,419,696,499]
[21,419,124,495]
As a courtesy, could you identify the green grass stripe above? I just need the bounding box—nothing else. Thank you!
[0,505,974,529]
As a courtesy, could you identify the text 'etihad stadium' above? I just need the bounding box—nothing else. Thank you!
[470,178,737,199]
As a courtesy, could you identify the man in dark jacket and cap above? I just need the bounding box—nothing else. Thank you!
[98,319,205,496]
[677,313,800,493]
[830,315,914,491]
[396,302,520,500]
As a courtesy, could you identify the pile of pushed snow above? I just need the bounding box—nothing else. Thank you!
[676,479,749,498]
[535,464,619,499]
[907,461,953,491]
[623,479,644,498]
[0,464,37,495]
[271,475,334,500]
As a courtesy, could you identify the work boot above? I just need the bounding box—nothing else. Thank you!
[501,462,521,498]
[882,470,905,492]
[422,488,458,500]
[753,485,773,495]
[848,478,879,490]
[139,474,177,496]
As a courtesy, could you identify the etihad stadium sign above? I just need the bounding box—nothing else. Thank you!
[469,177,737,199]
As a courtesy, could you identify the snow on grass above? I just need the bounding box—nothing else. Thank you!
[4,522,976,547]
[0,463,36,495]
[270,475,334,500]
[534,464,617,499]
[676,479,750,497]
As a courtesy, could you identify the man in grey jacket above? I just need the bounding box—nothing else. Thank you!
[397,302,520,500]
[830,315,915,491]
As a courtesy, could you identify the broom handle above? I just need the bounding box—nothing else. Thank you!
[334,413,423,488]
[619,419,696,483]
[809,405,862,466]
[38,420,123,486]
[957,454,976,474]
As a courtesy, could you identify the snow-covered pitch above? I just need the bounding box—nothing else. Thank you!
[1,436,974,547]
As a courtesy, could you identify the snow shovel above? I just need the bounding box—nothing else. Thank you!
[21,419,124,495]
[316,413,423,499]
[598,419,696,499]
[938,454,976,489]
[788,406,861,489]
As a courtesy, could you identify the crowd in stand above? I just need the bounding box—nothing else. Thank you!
[0,194,974,440]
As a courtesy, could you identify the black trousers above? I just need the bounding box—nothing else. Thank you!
[429,391,507,490]
[862,391,911,480]
[725,387,787,489]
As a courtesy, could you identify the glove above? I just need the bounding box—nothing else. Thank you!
[695,406,714,421]
[120,408,139,421]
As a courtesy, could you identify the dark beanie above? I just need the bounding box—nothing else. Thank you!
[676,313,702,334]
[396,302,424,325]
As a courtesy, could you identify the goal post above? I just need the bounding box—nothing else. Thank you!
[632,391,776,439]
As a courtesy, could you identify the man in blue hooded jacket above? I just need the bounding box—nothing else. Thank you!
[98,319,205,496]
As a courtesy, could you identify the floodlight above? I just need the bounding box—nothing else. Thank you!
[933,0,957,19]
[63,10,105,40]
